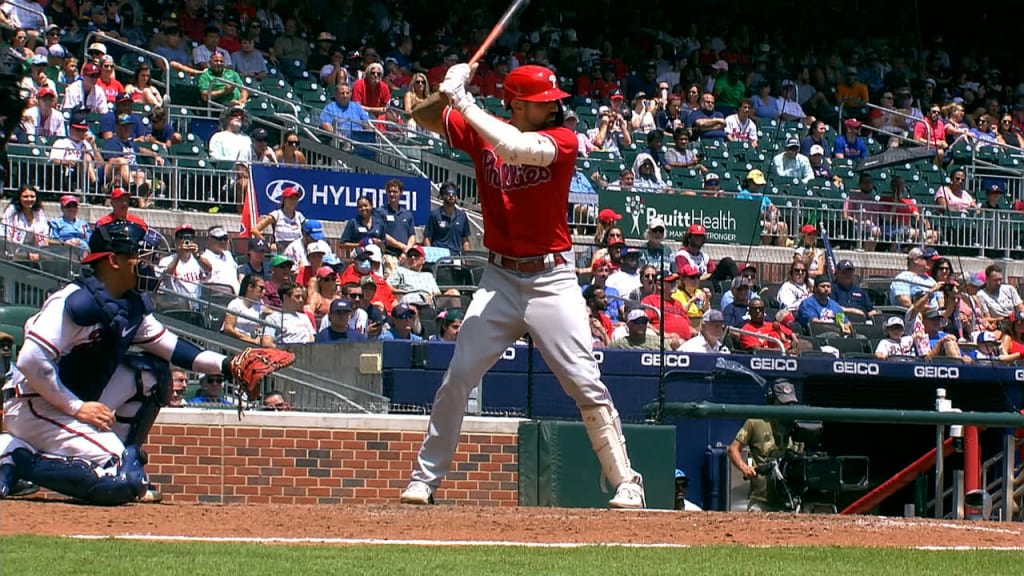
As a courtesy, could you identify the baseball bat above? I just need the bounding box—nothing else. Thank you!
[468,0,531,66]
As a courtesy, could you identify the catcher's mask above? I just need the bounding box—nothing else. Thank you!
[82,220,162,292]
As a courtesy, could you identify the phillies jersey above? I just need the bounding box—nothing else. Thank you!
[443,107,576,257]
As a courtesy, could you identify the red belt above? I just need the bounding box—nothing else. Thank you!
[488,252,567,274]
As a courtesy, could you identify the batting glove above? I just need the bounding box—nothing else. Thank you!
[440,63,475,112]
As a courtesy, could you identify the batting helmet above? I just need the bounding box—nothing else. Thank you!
[502,65,569,106]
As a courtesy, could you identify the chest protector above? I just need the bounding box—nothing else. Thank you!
[59,271,153,402]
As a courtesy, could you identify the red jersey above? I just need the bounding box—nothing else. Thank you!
[738,321,793,351]
[338,269,396,313]
[352,79,391,110]
[473,70,506,99]
[96,212,148,229]
[640,294,693,340]
[444,107,575,257]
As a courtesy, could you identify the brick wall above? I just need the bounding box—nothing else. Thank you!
[142,411,520,506]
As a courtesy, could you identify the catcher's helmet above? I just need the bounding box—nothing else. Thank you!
[503,65,569,106]
[82,220,150,264]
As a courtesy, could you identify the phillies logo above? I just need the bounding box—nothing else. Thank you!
[482,151,552,190]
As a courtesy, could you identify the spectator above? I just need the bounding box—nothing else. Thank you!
[585,285,613,348]
[339,196,386,253]
[200,226,239,293]
[320,82,370,137]
[253,186,306,251]
[387,304,422,341]
[889,247,940,308]
[223,273,273,346]
[147,106,182,147]
[19,54,56,105]
[624,263,659,306]
[2,185,48,256]
[169,368,189,407]
[971,331,1012,363]
[914,104,948,162]
[800,120,833,158]
[640,271,692,342]
[750,82,778,122]
[339,247,396,313]
[263,255,294,309]
[777,81,809,122]
[608,309,662,350]
[999,312,1024,362]
[724,98,759,147]
[153,26,193,72]
[606,246,643,299]
[429,308,464,342]
[738,300,800,353]
[96,55,125,104]
[710,60,744,114]
[793,224,825,278]
[125,64,164,107]
[192,374,232,405]
[208,107,253,162]
[387,245,441,304]
[771,136,813,184]
[836,66,869,107]
[48,195,90,251]
[315,298,366,342]
[249,128,278,164]
[672,264,711,323]
[796,276,853,335]
[673,224,715,280]
[563,110,595,157]
[833,118,868,160]
[232,34,268,80]
[305,265,339,324]
[874,316,914,359]
[582,258,622,323]
[664,128,701,172]
[197,53,248,105]
[934,168,978,215]
[831,259,878,320]
[61,62,108,113]
[193,25,232,69]
[776,261,812,312]
[842,172,882,251]
[879,176,938,247]
[976,264,1024,324]
[94,187,146,228]
[587,105,632,154]
[295,242,330,288]
[265,280,317,344]
[423,182,471,256]
[271,18,309,69]
[218,18,242,54]
[283,219,329,271]
[318,47,349,89]
[919,308,966,362]
[353,61,392,117]
[720,264,760,309]
[156,224,211,302]
[238,238,270,281]
[736,169,788,246]
[686,92,726,142]
[20,86,64,139]
[102,114,162,202]
[274,130,308,165]
[638,217,674,273]
[261,391,292,411]
[678,309,730,353]
[404,72,431,115]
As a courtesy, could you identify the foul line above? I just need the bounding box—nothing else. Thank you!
[66,534,1023,551]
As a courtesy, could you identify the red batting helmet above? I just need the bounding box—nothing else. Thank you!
[687,224,707,235]
[502,65,569,106]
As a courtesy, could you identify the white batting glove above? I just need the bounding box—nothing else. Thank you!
[440,63,475,112]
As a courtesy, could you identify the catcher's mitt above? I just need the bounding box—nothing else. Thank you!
[224,347,296,398]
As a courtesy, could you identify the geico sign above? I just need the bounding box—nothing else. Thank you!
[832,361,880,375]
[640,353,690,367]
[749,357,799,372]
[499,347,604,364]
[913,365,960,379]
[1016,369,1024,382]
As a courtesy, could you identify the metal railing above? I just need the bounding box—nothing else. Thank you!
[200,74,303,122]
[85,31,171,104]
[853,101,932,150]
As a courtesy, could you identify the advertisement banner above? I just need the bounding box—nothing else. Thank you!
[598,191,762,243]
[250,165,432,223]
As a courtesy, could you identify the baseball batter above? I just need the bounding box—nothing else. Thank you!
[0,220,291,504]
[399,63,645,508]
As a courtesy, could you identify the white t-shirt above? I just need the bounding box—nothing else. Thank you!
[678,335,730,354]
[776,281,810,311]
[21,105,66,138]
[977,285,1022,320]
[673,248,708,276]
[606,270,641,300]
[208,130,253,162]
[225,297,264,338]
[157,253,205,300]
[2,205,48,247]
[60,80,109,114]
[48,137,96,164]
[724,114,758,142]
[269,209,305,246]
[874,336,914,358]
[266,310,316,344]
[201,249,241,294]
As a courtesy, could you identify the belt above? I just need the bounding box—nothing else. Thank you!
[488,252,567,274]
[2,388,38,402]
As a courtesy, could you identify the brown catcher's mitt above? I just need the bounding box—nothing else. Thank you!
[224,347,296,398]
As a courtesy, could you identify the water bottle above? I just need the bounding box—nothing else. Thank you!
[835,311,846,326]
[694,294,705,311]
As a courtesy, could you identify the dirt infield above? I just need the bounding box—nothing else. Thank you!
[2,500,1022,548]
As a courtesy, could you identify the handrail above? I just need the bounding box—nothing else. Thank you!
[13,3,48,32]
[85,31,171,106]
[841,100,932,149]
[653,401,1024,427]
[201,74,302,121]
[725,325,786,355]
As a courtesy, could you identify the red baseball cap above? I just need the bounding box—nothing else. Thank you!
[281,186,301,198]
[687,224,706,235]
[82,62,101,77]
[406,245,426,258]
[800,224,818,235]
[316,265,336,279]
[598,208,622,223]
[60,195,80,206]
[680,264,701,278]
[109,187,130,198]
[36,87,56,99]
[175,224,194,236]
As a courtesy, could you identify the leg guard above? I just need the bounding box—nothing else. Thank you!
[581,406,645,508]
[119,353,170,447]
[11,446,148,506]
[0,463,14,498]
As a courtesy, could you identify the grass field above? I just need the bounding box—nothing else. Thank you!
[1,535,1021,576]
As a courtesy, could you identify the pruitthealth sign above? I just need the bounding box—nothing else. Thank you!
[599,191,761,243]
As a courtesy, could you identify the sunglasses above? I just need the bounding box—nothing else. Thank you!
[742,273,756,279]
[706,180,720,186]
[642,274,657,279]
[395,312,416,320]
[286,140,299,145]
[348,293,363,298]
[265,403,287,411]
[253,285,266,291]
[749,307,766,312]
[415,80,425,84]
[792,269,806,273]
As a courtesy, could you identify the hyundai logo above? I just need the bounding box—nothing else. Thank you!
[265,179,305,202]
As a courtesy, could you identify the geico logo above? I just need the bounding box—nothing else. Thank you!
[749,357,799,371]
[832,361,880,375]
[913,365,960,379]
[500,347,516,361]
[1016,369,1024,382]
[592,350,604,364]
[640,353,691,367]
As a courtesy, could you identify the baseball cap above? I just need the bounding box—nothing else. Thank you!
[647,217,666,232]
[315,265,336,279]
[281,186,302,199]
[29,54,47,66]
[174,223,194,236]
[977,331,998,344]
[987,183,1004,195]
[703,172,720,184]
[746,169,767,185]
[270,254,294,268]
[809,144,825,156]
[117,114,133,125]
[785,136,800,148]
[391,303,415,319]
[813,275,832,286]
[306,240,330,255]
[302,219,325,240]
[885,316,905,328]
[922,308,944,320]
[597,105,611,115]
[208,226,229,239]
[82,62,101,77]
[687,224,706,235]
[626,309,650,323]
[657,271,680,282]
[359,275,377,288]
[620,245,642,258]
[437,308,465,322]
[439,182,459,196]
[251,127,268,142]
[330,299,353,314]
[363,244,383,263]
[702,309,724,323]
[836,259,856,271]
[59,195,80,207]
[609,89,625,100]
[598,208,622,223]
[843,118,862,129]
[800,223,818,235]
[48,45,67,58]
[731,276,750,289]
[969,273,985,288]
[247,238,267,252]
[115,92,132,103]
[564,109,578,122]
[366,305,386,324]
[36,87,56,99]
[110,187,131,199]
[770,380,799,404]
[88,42,107,55]
[323,253,341,267]
[406,245,426,258]
[680,264,701,278]
[711,60,729,71]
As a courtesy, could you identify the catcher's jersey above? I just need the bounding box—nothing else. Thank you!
[443,107,577,258]
[10,284,166,401]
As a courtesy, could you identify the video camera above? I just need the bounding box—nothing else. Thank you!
[757,421,870,512]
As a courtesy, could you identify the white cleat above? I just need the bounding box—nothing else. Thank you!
[608,476,646,509]
[399,481,434,505]
[139,485,163,504]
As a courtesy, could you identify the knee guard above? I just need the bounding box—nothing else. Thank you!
[12,446,147,506]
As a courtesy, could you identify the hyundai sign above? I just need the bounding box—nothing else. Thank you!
[251,165,432,223]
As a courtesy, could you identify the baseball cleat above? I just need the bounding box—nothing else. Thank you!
[8,480,40,498]
[138,484,163,503]
[608,475,646,509]
[399,481,434,505]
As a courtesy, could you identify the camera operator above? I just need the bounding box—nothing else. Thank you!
[727,379,805,512]
[587,105,633,155]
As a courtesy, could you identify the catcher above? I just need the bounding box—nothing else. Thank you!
[0,220,293,504]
